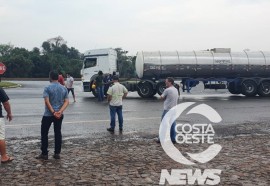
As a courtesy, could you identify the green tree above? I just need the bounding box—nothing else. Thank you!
[0,39,82,78]
[115,48,136,78]
[41,41,51,53]
[30,48,50,78]
[4,47,33,78]
[41,36,82,77]
[0,44,13,57]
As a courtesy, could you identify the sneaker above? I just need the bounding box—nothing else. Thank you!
[36,154,48,160]
[119,128,123,132]
[53,154,60,159]
[107,128,115,132]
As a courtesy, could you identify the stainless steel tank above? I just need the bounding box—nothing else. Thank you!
[135,50,270,79]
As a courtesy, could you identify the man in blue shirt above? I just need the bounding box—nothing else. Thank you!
[36,71,69,160]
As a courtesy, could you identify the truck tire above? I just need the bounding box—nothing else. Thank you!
[258,81,270,97]
[157,82,166,95]
[92,89,98,97]
[90,81,98,97]
[137,82,154,98]
[92,88,98,97]
[241,79,258,97]
[227,82,241,94]
[92,87,107,98]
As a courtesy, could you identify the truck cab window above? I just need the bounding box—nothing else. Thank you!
[84,58,97,68]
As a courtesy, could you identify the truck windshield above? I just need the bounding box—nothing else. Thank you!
[84,58,97,68]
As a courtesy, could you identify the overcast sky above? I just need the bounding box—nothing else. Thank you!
[1,0,270,55]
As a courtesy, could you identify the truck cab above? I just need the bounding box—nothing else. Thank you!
[81,48,117,92]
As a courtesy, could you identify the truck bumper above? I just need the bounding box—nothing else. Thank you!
[82,82,91,92]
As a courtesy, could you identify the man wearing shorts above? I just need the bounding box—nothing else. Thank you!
[0,88,13,163]
[66,73,76,102]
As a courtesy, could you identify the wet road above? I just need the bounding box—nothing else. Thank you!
[4,81,270,139]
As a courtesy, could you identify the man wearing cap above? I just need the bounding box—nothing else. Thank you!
[106,76,128,133]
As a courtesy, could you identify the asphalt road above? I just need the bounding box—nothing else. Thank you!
[3,81,270,139]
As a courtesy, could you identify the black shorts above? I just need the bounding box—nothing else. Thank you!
[67,88,75,96]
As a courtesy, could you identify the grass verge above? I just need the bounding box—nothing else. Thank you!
[0,81,19,88]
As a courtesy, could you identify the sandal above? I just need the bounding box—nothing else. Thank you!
[1,157,14,163]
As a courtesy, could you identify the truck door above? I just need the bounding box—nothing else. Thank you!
[83,57,99,79]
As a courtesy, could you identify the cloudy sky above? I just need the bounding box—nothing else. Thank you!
[0,0,270,54]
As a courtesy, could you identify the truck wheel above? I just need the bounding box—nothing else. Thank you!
[157,82,166,95]
[137,82,154,98]
[92,88,98,97]
[90,81,98,97]
[258,81,270,97]
[227,82,241,94]
[241,79,258,97]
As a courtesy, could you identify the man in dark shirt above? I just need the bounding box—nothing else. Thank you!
[94,70,104,101]
[0,88,13,163]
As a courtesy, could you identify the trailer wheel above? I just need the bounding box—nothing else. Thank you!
[227,82,241,94]
[258,81,270,97]
[241,79,258,97]
[137,82,154,98]
[157,82,166,95]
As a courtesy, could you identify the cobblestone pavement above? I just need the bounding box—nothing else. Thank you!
[0,123,269,186]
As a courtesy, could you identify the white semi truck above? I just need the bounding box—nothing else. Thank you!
[81,48,155,98]
[81,48,270,97]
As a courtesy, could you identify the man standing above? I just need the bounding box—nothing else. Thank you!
[0,88,13,163]
[103,73,112,96]
[159,77,179,143]
[66,73,76,102]
[107,75,128,133]
[58,71,65,86]
[94,71,104,102]
[36,71,69,160]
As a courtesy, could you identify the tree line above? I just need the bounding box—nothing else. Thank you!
[0,36,136,78]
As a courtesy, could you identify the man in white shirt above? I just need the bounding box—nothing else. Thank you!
[66,73,76,102]
[158,77,179,143]
[106,76,128,133]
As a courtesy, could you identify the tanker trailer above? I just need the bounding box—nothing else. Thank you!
[135,48,270,97]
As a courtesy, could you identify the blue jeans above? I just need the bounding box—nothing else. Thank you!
[161,110,176,142]
[97,86,104,101]
[109,105,123,129]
